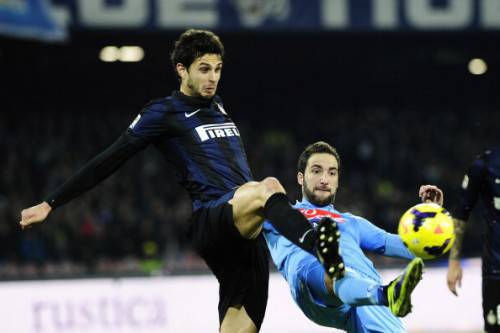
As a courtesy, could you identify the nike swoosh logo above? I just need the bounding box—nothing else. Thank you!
[299,229,314,244]
[185,109,202,118]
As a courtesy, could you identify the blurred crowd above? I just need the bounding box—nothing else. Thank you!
[0,104,496,279]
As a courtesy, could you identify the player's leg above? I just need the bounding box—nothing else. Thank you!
[227,181,267,239]
[231,180,345,279]
[218,235,269,332]
[287,250,375,310]
[325,257,424,317]
[220,305,257,333]
[229,177,344,278]
[295,254,343,308]
[286,248,351,330]
[334,259,423,317]
[350,305,406,333]
[331,268,385,306]
[229,177,316,252]
[188,200,269,332]
[483,277,500,333]
[285,247,405,331]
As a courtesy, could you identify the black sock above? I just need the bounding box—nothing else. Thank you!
[264,193,316,254]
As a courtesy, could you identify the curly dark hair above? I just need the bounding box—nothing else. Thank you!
[297,141,341,174]
[170,29,225,76]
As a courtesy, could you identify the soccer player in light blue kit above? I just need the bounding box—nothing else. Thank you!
[263,141,444,332]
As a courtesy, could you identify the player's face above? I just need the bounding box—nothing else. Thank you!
[298,153,339,207]
[178,53,222,99]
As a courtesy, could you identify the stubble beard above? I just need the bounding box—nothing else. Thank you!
[303,180,336,207]
[187,79,215,99]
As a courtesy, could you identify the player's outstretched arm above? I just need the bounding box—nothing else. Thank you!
[447,218,466,296]
[19,202,52,229]
[18,133,148,230]
[418,184,444,206]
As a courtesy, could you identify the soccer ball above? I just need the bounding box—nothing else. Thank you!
[398,203,455,260]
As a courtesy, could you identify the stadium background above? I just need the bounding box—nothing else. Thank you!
[1,0,498,332]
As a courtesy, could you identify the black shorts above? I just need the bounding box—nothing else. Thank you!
[188,192,269,330]
[483,277,500,333]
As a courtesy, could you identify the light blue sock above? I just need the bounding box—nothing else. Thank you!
[333,270,383,306]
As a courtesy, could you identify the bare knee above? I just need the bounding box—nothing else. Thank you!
[260,177,286,200]
[230,178,286,239]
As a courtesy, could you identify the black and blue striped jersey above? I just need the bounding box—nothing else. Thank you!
[452,147,500,277]
[46,91,253,211]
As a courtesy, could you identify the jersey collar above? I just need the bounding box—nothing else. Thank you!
[299,197,335,210]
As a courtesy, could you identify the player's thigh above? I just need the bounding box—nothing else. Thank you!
[483,277,500,333]
[220,305,257,333]
[229,178,286,239]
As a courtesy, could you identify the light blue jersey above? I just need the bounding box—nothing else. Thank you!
[263,198,414,332]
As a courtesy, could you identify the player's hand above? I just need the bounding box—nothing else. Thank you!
[446,259,463,296]
[19,202,52,230]
[419,185,444,206]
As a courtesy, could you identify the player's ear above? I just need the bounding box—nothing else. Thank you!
[297,172,304,186]
[176,63,187,79]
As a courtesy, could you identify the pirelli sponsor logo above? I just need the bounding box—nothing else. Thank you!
[195,122,240,142]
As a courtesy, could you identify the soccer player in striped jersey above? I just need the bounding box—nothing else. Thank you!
[18,30,336,332]
[447,147,500,333]
[263,141,442,332]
